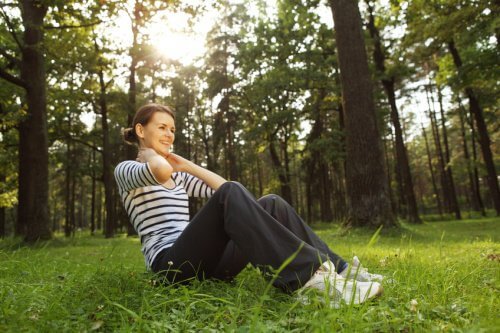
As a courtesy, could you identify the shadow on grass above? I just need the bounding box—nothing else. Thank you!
[312,216,499,245]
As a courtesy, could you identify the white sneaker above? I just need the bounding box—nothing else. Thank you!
[300,260,383,308]
[340,256,385,282]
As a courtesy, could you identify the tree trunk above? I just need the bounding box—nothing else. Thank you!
[426,85,451,213]
[90,149,96,235]
[65,138,72,237]
[421,124,443,216]
[366,1,420,223]
[219,95,238,180]
[17,0,51,241]
[383,136,397,215]
[70,170,76,236]
[97,184,102,231]
[0,174,4,237]
[0,206,4,238]
[269,139,293,205]
[467,103,486,215]
[328,0,395,227]
[96,55,115,238]
[437,86,461,219]
[448,40,500,215]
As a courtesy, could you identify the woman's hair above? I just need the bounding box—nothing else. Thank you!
[122,103,175,146]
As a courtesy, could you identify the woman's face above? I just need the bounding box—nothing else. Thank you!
[136,111,175,157]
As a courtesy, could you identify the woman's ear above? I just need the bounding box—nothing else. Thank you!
[135,123,145,139]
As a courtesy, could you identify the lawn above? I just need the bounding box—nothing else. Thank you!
[0,217,499,332]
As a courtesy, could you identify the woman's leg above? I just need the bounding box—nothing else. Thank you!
[152,181,327,292]
[211,194,348,280]
[257,194,347,273]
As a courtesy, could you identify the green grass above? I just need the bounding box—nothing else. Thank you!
[1,217,499,332]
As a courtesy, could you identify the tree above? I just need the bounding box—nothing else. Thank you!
[365,1,421,223]
[0,1,52,241]
[328,0,396,227]
[404,0,500,215]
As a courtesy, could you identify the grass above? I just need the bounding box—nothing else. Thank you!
[0,217,499,332]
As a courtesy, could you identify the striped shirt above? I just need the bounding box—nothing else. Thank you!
[114,160,214,269]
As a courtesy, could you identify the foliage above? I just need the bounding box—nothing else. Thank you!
[0,0,499,235]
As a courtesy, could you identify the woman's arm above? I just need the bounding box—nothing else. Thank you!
[167,153,227,190]
[137,148,173,184]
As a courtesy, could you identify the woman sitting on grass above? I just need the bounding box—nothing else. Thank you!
[114,103,385,307]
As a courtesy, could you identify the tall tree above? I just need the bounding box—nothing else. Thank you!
[436,82,461,219]
[365,1,421,223]
[0,1,51,241]
[457,97,485,215]
[328,0,395,227]
[447,40,500,215]
[405,0,500,215]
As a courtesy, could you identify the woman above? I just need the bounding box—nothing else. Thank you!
[114,103,384,306]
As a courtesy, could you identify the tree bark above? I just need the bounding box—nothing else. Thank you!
[448,40,500,215]
[328,0,395,227]
[18,0,51,241]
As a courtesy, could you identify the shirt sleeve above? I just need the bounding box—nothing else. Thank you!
[172,172,215,198]
[114,160,161,192]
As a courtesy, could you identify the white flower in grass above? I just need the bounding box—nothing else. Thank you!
[410,299,418,312]
[168,261,173,266]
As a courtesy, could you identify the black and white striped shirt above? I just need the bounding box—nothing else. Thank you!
[114,160,214,269]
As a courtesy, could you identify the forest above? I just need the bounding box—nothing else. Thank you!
[0,0,498,241]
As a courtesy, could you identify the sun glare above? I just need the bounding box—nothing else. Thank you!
[147,11,209,65]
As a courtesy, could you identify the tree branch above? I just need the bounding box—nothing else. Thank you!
[70,137,102,153]
[0,7,23,51]
[58,134,102,153]
[44,21,102,30]
[0,66,26,88]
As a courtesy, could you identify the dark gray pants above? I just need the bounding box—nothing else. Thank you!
[152,181,346,292]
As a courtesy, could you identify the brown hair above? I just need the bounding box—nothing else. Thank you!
[122,103,175,145]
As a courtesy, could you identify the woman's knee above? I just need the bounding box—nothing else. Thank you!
[217,181,249,198]
[257,194,277,206]
[258,194,287,206]
[258,194,290,215]
[219,181,244,191]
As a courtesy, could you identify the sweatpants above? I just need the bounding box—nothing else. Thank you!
[151,181,347,292]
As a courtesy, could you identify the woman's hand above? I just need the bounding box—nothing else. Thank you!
[166,153,192,173]
[137,147,173,183]
[136,148,160,163]
[167,153,227,190]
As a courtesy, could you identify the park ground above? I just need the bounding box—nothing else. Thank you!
[0,216,499,332]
